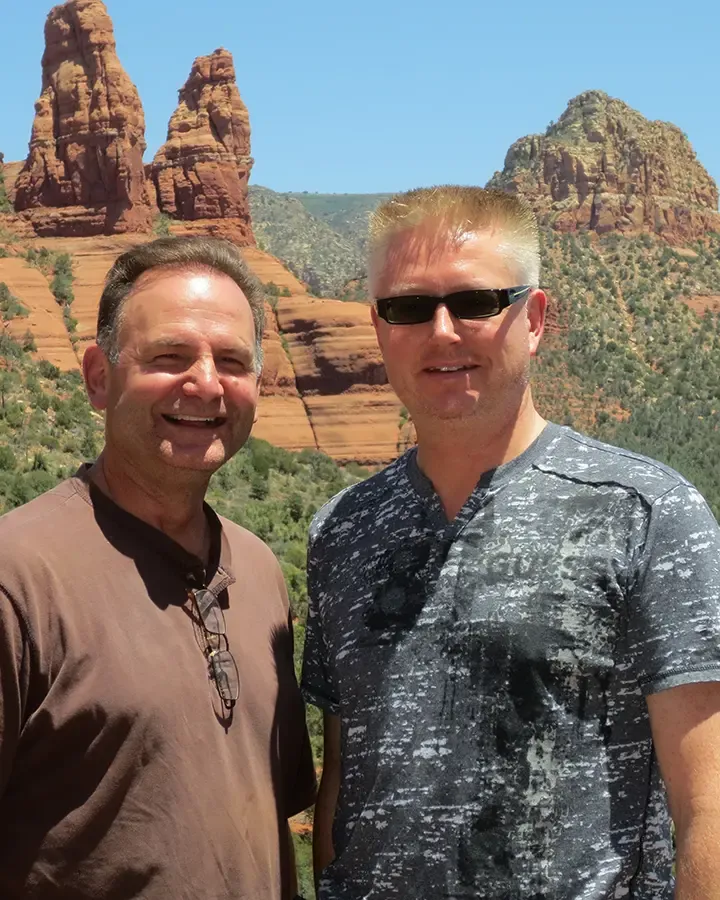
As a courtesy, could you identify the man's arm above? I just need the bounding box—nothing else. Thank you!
[0,590,27,798]
[313,712,341,891]
[286,823,298,900]
[647,681,720,899]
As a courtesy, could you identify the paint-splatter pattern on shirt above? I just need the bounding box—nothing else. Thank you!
[302,424,720,899]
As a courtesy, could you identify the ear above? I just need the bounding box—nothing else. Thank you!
[83,344,111,411]
[252,373,261,425]
[526,289,547,357]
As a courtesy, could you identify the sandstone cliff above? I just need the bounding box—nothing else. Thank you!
[151,49,254,245]
[487,90,720,242]
[13,0,154,237]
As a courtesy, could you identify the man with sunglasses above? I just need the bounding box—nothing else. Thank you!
[302,186,720,898]
[0,237,315,899]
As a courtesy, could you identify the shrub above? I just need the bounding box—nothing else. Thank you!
[153,214,172,236]
[0,445,16,471]
[22,331,37,353]
[0,283,29,320]
[37,360,61,380]
[52,271,74,305]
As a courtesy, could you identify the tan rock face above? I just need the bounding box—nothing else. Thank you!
[274,294,405,463]
[151,49,254,245]
[488,91,720,243]
[0,257,79,370]
[13,0,154,237]
[275,295,386,394]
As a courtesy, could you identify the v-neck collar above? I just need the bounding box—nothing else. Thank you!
[404,422,560,533]
[71,464,235,594]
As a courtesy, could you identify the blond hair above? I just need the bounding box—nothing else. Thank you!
[369,186,540,288]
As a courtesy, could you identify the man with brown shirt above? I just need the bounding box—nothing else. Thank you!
[0,237,316,899]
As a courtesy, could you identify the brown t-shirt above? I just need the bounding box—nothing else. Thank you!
[0,469,316,899]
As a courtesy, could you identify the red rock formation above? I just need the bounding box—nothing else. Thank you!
[13,0,154,237]
[488,91,720,243]
[151,49,254,245]
[0,160,23,206]
[0,153,8,210]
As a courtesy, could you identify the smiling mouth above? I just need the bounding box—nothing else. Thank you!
[424,365,477,373]
[162,414,227,428]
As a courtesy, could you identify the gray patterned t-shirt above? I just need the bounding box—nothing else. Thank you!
[301,423,720,899]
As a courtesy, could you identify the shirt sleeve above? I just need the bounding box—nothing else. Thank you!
[284,611,317,817]
[627,483,720,695]
[300,526,341,715]
[0,587,29,799]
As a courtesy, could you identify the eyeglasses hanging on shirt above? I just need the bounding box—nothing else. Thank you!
[189,587,240,710]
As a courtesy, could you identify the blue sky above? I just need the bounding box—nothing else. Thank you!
[3,0,719,197]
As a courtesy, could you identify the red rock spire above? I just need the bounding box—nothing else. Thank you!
[14,0,154,237]
[151,48,255,245]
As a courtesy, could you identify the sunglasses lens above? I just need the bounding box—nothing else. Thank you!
[447,290,500,318]
[384,296,437,324]
[209,649,240,704]
[380,290,504,323]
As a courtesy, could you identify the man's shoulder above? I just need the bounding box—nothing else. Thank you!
[309,452,413,543]
[216,513,281,568]
[0,477,91,557]
[538,425,692,504]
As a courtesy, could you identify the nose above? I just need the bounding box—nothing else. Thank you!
[429,303,461,343]
[182,356,224,402]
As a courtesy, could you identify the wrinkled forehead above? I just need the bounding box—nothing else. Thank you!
[369,222,511,296]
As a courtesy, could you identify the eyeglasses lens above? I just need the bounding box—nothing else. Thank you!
[191,588,238,708]
[209,649,240,705]
[194,588,226,635]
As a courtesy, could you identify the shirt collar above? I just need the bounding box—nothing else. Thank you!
[71,463,236,594]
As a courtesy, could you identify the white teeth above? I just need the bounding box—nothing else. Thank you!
[430,366,468,372]
[167,415,219,422]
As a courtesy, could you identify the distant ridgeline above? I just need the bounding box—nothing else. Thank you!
[249,188,392,298]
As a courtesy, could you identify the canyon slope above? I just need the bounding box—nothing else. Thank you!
[0,233,405,463]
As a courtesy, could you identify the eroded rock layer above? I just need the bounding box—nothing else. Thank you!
[151,49,254,245]
[487,91,720,243]
[13,0,154,237]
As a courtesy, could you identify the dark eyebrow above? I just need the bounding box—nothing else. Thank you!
[146,339,193,351]
[146,338,252,357]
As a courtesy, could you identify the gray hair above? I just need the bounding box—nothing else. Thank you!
[96,236,265,372]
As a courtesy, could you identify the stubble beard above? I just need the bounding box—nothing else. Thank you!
[404,361,531,429]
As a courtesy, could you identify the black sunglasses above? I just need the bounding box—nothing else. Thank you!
[375,286,532,325]
[190,588,240,710]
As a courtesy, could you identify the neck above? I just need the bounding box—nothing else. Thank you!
[89,449,212,562]
[414,392,546,521]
